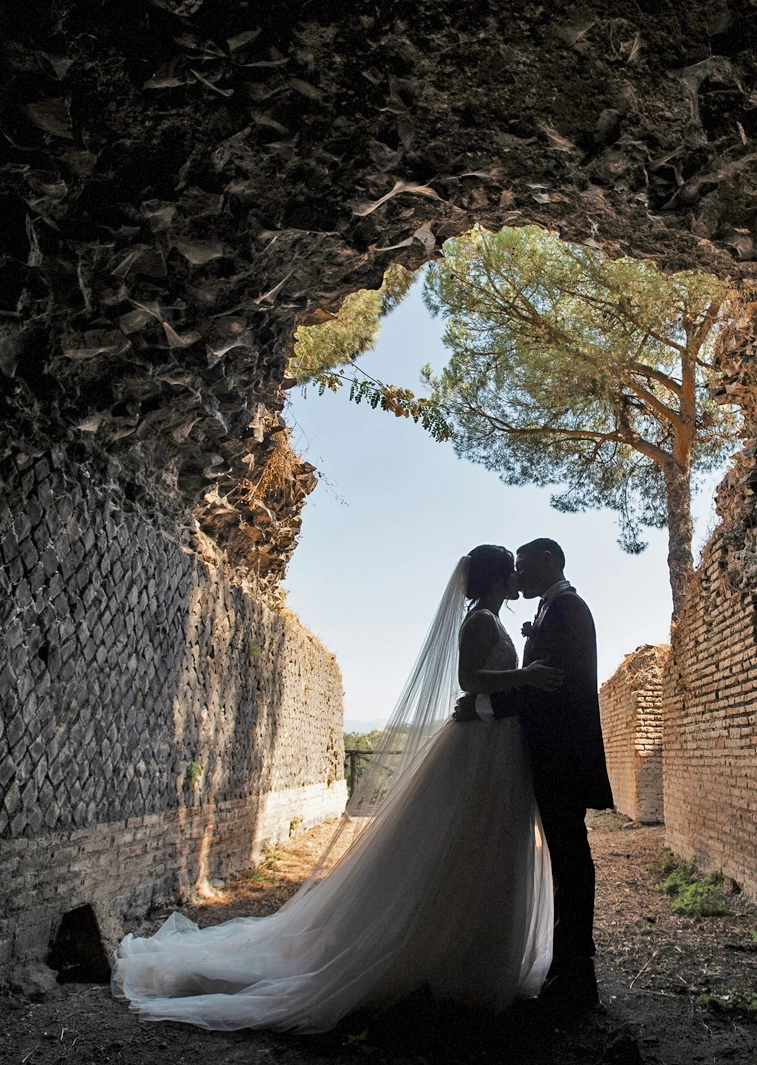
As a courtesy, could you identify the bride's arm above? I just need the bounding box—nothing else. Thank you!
[457,611,500,693]
[463,662,562,694]
[458,613,563,694]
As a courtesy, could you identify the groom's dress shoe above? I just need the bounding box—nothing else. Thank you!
[538,958,599,1019]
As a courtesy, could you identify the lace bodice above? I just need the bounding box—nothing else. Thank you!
[460,609,518,671]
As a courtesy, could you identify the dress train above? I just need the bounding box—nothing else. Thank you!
[112,717,552,1032]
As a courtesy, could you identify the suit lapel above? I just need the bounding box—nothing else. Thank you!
[536,585,574,627]
[528,585,575,648]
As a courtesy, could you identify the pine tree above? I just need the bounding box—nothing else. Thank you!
[421,226,740,616]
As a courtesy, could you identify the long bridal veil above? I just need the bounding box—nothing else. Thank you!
[113,558,553,1032]
[317,555,470,844]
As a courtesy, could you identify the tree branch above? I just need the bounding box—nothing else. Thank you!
[625,377,684,427]
[616,402,672,467]
[628,361,682,396]
[456,398,672,466]
[556,281,689,354]
[687,298,724,351]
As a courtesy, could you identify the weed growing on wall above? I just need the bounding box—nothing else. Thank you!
[187,761,203,788]
[247,841,285,887]
[696,987,757,1015]
[653,850,729,917]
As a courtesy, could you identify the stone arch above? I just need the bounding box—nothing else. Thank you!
[4,0,757,972]
[2,1,757,567]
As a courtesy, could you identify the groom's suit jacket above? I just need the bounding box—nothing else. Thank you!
[492,587,613,811]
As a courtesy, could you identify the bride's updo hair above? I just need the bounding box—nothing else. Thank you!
[465,544,515,600]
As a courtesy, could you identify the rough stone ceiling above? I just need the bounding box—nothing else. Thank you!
[2,0,757,578]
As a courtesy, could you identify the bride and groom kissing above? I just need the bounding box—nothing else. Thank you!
[113,538,613,1033]
[454,538,613,1016]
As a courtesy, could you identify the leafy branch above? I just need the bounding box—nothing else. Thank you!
[313,366,453,441]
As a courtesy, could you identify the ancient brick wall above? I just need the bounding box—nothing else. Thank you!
[600,645,667,824]
[660,293,757,901]
[0,450,346,973]
[663,525,757,898]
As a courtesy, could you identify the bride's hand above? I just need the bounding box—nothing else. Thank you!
[521,659,564,690]
[453,692,479,721]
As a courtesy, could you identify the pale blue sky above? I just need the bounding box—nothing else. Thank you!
[283,277,726,729]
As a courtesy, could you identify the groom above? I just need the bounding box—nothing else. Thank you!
[457,537,613,1013]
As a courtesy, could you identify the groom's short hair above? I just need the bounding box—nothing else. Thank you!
[517,538,566,569]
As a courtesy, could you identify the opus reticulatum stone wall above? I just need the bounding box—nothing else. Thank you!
[0,449,345,974]
[600,645,667,825]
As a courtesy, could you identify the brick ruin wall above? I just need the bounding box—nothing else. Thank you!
[600,645,667,825]
[659,300,757,899]
[0,450,346,974]
[663,520,757,898]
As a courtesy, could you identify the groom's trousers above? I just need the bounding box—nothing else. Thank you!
[533,784,596,969]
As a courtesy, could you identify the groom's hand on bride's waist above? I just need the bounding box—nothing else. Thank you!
[453,692,479,721]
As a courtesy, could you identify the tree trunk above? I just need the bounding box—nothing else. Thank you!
[663,461,694,620]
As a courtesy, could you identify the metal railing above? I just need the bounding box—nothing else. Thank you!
[343,748,404,799]
[344,748,373,799]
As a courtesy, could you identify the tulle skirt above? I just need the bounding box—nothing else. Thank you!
[112,717,552,1032]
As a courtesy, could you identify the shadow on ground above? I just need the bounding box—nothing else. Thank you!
[2,815,756,1064]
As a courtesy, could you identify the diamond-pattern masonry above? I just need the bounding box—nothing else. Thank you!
[0,450,345,972]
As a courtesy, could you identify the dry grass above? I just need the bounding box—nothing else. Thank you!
[240,431,302,510]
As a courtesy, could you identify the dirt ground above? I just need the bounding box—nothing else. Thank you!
[2,812,757,1065]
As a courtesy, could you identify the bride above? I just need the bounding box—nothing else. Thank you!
[113,545,562,1032]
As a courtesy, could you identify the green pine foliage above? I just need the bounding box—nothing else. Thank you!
[292,263,415,381]
[421,225,741,615]
[292,262,451,440]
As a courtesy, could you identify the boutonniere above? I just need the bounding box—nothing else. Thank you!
[521,622,534,638]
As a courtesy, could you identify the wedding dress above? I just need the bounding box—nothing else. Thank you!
[112,560,553,1032]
